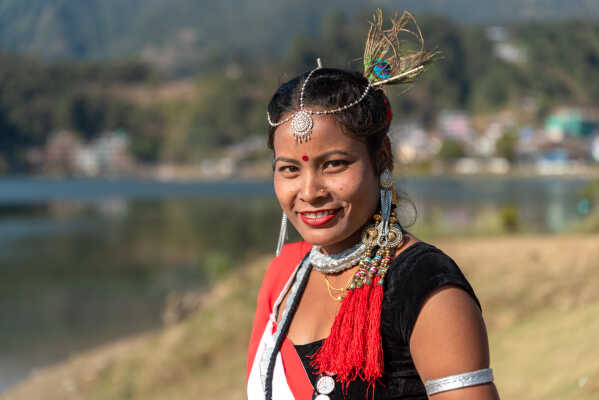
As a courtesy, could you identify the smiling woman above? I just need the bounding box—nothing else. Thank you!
[247,10,500,400]
[273,116,380,253]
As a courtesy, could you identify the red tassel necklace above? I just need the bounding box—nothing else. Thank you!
[311,208,405,394]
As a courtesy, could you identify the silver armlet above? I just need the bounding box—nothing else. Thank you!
[424,368,494,395]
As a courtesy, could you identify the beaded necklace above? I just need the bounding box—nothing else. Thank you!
[308,242,366,274]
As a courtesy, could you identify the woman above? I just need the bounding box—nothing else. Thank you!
[247,11,500,400]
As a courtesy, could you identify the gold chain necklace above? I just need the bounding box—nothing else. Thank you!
[323,272,355,301]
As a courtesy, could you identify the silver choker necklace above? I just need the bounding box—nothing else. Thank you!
[309,242,366,274]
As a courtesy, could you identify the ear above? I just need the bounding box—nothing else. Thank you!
[375,136,393,174]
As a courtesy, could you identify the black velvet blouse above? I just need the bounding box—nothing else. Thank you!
[294,241,481,399]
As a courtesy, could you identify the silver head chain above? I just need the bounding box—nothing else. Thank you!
[267,63,372,143]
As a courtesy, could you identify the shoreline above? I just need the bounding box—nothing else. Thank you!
[0,170,596,183]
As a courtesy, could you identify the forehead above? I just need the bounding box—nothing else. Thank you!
[273,115,367,157]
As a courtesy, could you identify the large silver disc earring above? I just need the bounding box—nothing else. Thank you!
[275,212,288,256]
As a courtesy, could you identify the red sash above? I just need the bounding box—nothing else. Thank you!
[246,241,314,398]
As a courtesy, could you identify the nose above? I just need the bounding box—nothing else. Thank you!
[299,171,327,204]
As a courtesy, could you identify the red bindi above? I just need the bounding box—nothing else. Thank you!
[302,155,309,162]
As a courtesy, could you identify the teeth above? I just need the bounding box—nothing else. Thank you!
[303,210,335,218]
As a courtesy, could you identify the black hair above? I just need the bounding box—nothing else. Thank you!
[267,67,417,228]
[267,68,392,168]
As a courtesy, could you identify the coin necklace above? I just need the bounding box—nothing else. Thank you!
[314,373,336,399]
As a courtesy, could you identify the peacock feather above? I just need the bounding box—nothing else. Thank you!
[363,9,436,87]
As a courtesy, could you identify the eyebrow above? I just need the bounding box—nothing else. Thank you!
[316,150,353,161]
[274,150,354,165]
[273,156,300,165]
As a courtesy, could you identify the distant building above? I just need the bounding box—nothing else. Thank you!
[474,122,504,157]
[485,25,527,64]
[495,42,527,64]
[544,108,599,141]
[534,132,593,174]
[536,108,599,168]
[390,122,440,163]
[225,136,266,160]
[438,110,475,143]
[454,157,480,174]
[33,129,135,177]
[39,130,83,175]
[196,136,267,179]
[73,130,134,176]
[515,125,543,165]
[592,135,599,163]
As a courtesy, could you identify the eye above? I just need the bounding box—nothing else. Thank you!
[323,160,349,172]
[277,164,299,174]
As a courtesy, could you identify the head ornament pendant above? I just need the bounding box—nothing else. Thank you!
[290,110,313,142]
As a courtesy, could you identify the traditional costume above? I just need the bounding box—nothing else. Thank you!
[247,241,490,399]
[248,9,494,399]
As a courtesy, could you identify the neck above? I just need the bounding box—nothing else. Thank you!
[319,229,363,255]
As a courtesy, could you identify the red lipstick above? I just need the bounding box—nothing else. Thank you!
[299,208,340,226]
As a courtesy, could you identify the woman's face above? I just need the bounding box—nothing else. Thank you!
[273,115,380,254]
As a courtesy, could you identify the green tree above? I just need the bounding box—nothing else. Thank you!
[438,139,466,161]
[495,128,519,162]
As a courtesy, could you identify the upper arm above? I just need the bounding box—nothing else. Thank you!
[409,286,500,400]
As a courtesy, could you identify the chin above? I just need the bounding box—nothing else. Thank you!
[298,229,338,246]
[301,227,357,248]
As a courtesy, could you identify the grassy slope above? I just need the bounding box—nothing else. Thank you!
[3,234,599,400]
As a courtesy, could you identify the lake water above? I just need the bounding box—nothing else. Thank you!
[0,176,593,392]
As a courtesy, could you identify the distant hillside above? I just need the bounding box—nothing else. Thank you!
[3,12,599,172]
[1,0,599,62]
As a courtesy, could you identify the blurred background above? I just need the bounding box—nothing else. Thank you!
[1,1,598,399]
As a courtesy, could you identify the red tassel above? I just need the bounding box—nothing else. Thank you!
[319,287,357,377]
[311,276,385,394]
[365,276,384,381]
[347,283,368,376]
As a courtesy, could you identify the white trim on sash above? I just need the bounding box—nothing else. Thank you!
[247,319,295,399]
[247,260,305,399]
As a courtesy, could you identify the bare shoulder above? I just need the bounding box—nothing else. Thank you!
[409,286,500,399]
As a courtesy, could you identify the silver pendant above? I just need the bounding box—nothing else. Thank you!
[316,375,335,394]
[291,110,313,142]
[315,395,330,400]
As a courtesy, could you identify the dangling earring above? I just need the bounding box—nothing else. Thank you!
[275,212,288,256]
[347,168,404,289]
[378,168,394,247]
[313,170,406,388]
[391,183,405,233]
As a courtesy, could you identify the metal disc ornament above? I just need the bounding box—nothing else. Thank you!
[291,110,313,142]
[385,225,404,247]
[316,375,335,395]
[361,224,379,247]
[376,222,403,248]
